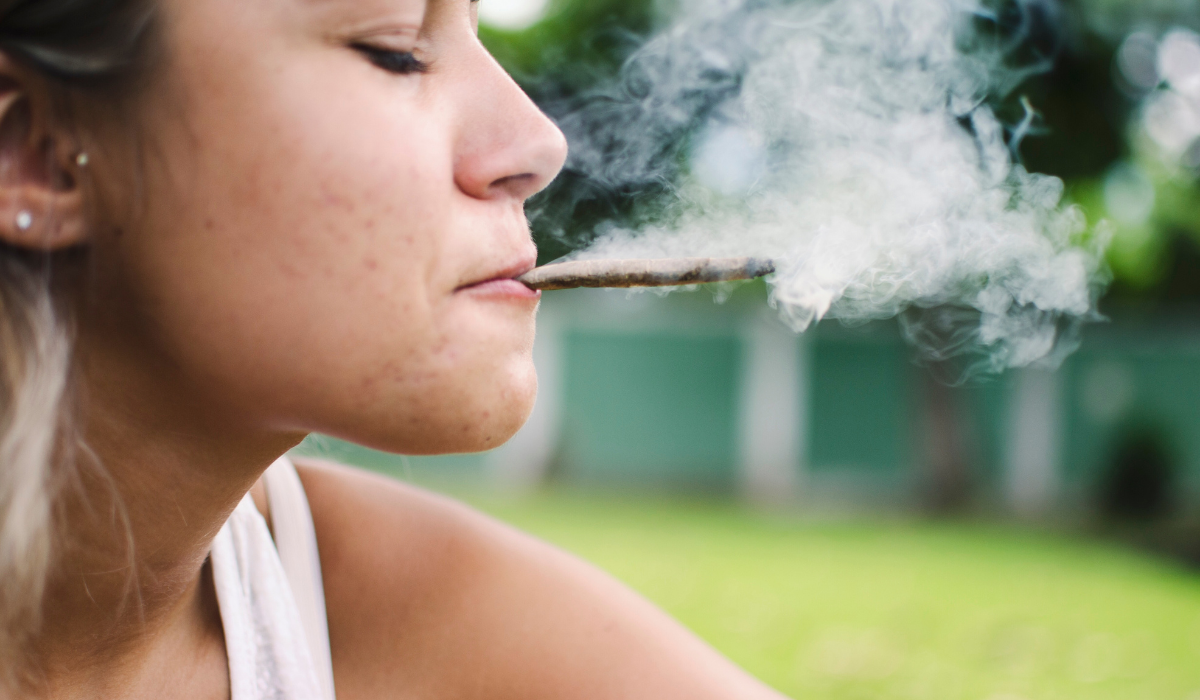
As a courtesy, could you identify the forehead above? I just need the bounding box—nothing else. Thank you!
[296,0,427,22]
[295,0,477,19]
[288,0,477,35]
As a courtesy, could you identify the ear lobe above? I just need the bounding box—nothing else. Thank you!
[0,184,86,251]
[0,61,89,252]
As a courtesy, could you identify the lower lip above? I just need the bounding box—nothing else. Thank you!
[458,278,541,300]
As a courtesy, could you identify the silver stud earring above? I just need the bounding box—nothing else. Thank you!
[75,152,89,167]
[15,211,32,231]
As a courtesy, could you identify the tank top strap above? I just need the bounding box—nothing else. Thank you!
[262,455,337,700]
[210,494,327,700]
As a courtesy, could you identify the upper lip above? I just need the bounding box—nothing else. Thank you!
[457,253,538,291]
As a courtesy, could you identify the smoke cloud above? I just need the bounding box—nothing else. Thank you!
[538,0,1109,372]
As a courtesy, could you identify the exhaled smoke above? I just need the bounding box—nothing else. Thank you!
[541,0,1109,373]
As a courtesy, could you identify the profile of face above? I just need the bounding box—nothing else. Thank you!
[64,0,568,455]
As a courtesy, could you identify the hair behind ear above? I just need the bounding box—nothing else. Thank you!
[0,255,70,689]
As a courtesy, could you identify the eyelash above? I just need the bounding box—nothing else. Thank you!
[354,44,428,75]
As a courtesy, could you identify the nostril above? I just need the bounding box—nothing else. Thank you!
[489,172,541,200]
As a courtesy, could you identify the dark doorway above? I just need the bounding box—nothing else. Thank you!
[1099,428,1175,523]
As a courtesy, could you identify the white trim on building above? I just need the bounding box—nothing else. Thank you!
[737,310,807,504]
[1004,367,1063,518]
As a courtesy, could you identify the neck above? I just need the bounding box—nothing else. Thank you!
[29,329,304,690]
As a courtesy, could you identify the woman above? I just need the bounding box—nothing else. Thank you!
[0,0,788,697]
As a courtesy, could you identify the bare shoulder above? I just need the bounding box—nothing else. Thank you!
[292,459,508,698]
[293,458,788,700]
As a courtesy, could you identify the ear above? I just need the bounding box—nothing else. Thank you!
[0,55,88,251]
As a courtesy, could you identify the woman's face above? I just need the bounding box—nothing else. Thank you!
[80,0,567,454]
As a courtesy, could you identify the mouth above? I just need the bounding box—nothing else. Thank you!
[455,256,541,300]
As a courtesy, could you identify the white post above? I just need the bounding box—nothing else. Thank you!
[1004,367,1062,518]
[487,300,564,491]
[737,310,807,504]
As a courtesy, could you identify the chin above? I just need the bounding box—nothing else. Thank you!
[343,360,539,456]
[452,365,539,454]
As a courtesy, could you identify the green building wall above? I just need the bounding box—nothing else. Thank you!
[556,330,741,490]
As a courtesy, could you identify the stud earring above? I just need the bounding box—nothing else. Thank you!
[75,152,89,167]
[15,211,31,231]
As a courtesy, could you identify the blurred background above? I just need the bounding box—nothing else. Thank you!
[297,0,1200,697]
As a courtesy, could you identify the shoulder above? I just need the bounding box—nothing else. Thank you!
[293,458,513,652]
[293,458,788,700]
[292,458,547,698]
[293,458,504,591]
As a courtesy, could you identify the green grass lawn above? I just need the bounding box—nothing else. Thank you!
[463,493,1200,700]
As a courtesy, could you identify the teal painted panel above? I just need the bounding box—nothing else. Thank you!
[1063,345,1200,495]
[961,378,1010,489]
[291,435,488,484]
[1062,353,1114,489]
[559,330,740,489]
[809,328,913,476]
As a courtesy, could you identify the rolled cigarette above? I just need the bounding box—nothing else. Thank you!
[518,257,775,291]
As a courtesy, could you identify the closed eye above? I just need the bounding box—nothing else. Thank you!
[353,44,429,75]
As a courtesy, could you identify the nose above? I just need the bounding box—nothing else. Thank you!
[452,45,568,202]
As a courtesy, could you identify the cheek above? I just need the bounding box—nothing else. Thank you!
[141,102,450,353]
[107,55,537,451]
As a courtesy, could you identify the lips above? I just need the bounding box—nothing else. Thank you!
[455,254,540,299]
[459,277,541,299]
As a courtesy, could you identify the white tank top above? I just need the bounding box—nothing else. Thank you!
[209,456,337,700]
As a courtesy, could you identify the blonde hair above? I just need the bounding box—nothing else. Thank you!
[0,258,70,685]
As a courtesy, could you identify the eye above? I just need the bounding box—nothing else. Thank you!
[353,44,428,75]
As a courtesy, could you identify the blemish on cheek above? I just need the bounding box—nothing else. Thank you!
[279,263,302,279]
[365,258,379,271]
[319,183,353,212]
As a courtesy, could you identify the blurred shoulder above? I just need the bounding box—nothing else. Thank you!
[289,458,529,696]
[291,457,517,611]
[293,456,501,558]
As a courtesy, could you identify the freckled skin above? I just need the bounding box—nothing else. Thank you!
[81,0,565,456]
